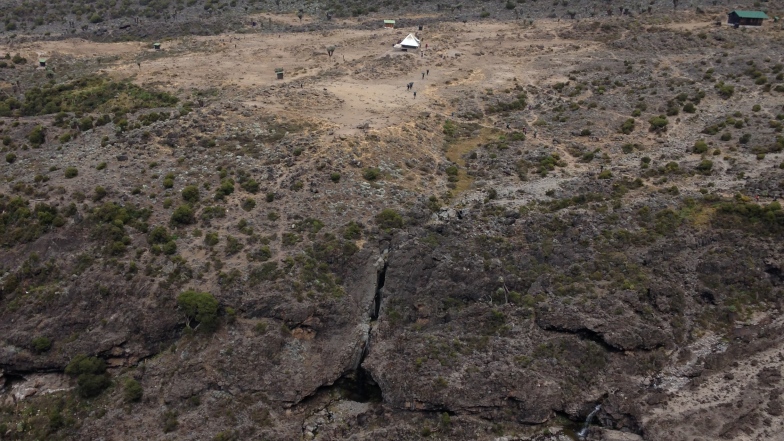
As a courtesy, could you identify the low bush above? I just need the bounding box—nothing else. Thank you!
[648,115,668,132]
[619,118,635,134]
[182,185,199,203]
[170,205,195,225]
[363,168,381,181]
[375,208,404,229]
[31,336,51,353]
[65,355,110,398]
[124,379,143,403]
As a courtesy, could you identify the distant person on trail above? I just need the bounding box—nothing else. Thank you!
[427,69,429,75]
[422,72,425,79]
[137,62,141,69]
[506,123,510,130]
[414,91,417,98]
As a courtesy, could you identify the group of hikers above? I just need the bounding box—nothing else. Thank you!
[406,69,430,98]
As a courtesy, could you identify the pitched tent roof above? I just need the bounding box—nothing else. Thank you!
[729,10,770,19]
[384,20,395,24]
[400,33,420,48]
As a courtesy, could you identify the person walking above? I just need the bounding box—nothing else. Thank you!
[414,91,417,98]
[426,69,429,75]
[422,72,425,79]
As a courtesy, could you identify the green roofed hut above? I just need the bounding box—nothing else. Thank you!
[38,58,47,67]
[275,68,284,80]
[384,19,395,29]
[153,42,161,50]
[727,10,769,27]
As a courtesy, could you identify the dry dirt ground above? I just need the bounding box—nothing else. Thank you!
[5,19,599,136]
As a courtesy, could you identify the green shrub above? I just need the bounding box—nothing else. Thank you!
[148,226,170,244]
[375,208,404,229]
[648,115,668,132]
[247,246,272,261]
[182,185,199,203]
[240,179,259,194]
[486,93,527,113]
[214,179,235,200]
[343,221,362,240]
[59,132,72,144]
[204,232,219,247]
[693,140,708,154]
[162,410,179,433]
[696,160,713,174]
[124,379,143,403]
[162,241,177,255]
[177,290,219,332]
[64,167,78,178]
[96,162,107,171]
[225,235,243,255]
[715,81,734,99]
[598,170,613,179]
[282,232,301,246]
[330,172,341,182]
[78,116,94,131]
[241,197,256,211]
[28,125,46,146]
[443,120,457,137]
[683,102,696,113]
[363,168,381,181]
[752,104,761,112]
[93,186,107,202]
[720,132,731,141]
[5,152,16,163]
[65,355,110,398]
[619,118,635,134]
[31,336,51,353]
[170,205,195,225]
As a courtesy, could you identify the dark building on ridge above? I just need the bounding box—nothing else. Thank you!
[727,10,769,27]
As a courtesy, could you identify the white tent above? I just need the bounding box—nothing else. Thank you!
[397,33,420,49]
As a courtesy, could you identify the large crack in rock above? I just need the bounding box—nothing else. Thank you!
[293,248,388,409]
